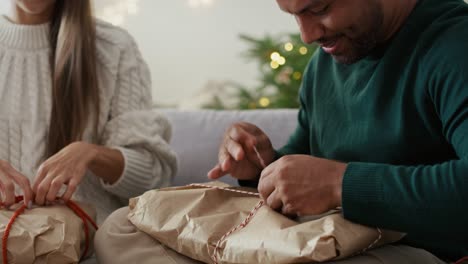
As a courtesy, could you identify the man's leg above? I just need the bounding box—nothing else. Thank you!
[326,244,447,264]
[94,207,201,264]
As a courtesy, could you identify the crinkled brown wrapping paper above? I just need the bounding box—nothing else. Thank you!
[128,183,403,264]
[0,202,96,264]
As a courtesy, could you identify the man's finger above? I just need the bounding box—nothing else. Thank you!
[258,166,276,201]
[266,189,283,211]
[225,137,245,161]
[229,124,257,149]
[221,155,234,172]
[259,159,277,181]
[207,164,228,179]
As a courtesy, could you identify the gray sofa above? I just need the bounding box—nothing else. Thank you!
[160,109,299,186]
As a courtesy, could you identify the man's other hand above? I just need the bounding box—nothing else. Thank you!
[258,155,347,216]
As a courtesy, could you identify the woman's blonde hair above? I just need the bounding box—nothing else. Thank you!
[47,0,99,157]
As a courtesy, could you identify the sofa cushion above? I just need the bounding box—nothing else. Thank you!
[160,109,298,186]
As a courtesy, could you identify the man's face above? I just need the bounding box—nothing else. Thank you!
[276,0,384,64]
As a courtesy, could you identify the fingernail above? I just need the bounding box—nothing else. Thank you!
[27,201,32,209]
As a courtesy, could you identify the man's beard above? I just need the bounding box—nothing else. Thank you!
[323,2,384,64]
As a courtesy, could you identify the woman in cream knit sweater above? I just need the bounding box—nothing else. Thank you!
[0,0,177,224]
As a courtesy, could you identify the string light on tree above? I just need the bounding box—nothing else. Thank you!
[258,97,271,107]
[284,42,294,52]
[293,72,302,80]
[270,51,286,68]
[270,61,280,69]
[270,52,281,61]
[299,46,308,55]
[277,56,286,65]
[203,33,317,110]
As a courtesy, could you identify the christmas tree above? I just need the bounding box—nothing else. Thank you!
[204,33,317,109]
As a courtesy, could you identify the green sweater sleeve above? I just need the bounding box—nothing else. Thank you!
[342,25,468,245]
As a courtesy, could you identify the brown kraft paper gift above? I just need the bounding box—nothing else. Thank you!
[0,201,96,264]
[128,182,404,264]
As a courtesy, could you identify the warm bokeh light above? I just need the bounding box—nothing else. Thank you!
[293,72,302,80]
[270,61,280,69]
[299,46,308,55]
[270,52,281,61]
[277,56,286,65]
[284,42,293,51]
[259,97,271,107]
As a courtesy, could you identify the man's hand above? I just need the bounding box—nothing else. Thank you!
[208,122,275,181]
[33,142,98,205]
[258,155,347,216]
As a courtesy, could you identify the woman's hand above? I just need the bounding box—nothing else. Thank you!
[0,160,33,207]
[33,142,98,205]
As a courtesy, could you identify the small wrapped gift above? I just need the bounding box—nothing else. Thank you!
[0,199,97,264]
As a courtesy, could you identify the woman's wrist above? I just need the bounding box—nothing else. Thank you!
[82,142,100,165]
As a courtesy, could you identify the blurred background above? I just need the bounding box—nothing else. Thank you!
[5,1,462,109]
[0,0,315,109]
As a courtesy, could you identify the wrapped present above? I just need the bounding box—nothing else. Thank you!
[0,197,97,264]
[128,182,404,264]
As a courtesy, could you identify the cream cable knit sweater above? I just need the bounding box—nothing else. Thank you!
[0,16,177,223]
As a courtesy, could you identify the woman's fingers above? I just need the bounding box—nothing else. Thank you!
[9,169,33,206]
[45,176,65,203]
[32,162,49,194]
[0,161,33,207]
[0,177,15,207]
[61,179,79,202]
[34,171,55,205]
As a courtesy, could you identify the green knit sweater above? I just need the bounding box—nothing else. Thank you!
[276,0,468,261]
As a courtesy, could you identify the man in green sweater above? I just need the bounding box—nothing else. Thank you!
[208,0,468,263]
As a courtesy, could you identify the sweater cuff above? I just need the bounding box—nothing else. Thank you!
[342,162,385,223]
[100,147,154,198]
